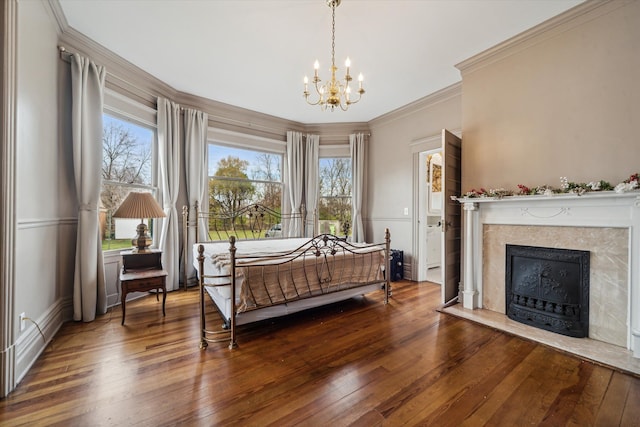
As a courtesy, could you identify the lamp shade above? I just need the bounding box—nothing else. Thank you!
[113,192,165,219]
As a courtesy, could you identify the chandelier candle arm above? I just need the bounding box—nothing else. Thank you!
[302,0,365,111]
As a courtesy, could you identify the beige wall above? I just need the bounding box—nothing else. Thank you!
[460,1,640,191]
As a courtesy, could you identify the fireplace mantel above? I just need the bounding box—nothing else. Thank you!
[457,192,640,358]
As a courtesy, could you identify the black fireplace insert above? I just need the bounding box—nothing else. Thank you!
[505,244,590,338]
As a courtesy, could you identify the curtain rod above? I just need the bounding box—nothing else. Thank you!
[316,132,371,137]
[58,45,72,61]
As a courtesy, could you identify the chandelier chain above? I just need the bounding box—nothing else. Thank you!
[331,3,336,68]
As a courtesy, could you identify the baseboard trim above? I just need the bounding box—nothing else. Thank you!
[14,297,67,384]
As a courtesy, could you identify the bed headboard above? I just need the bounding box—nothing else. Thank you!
[182,202,315,289]
[182,202,312,242]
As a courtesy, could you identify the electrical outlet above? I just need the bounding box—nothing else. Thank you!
[19,312,26,332]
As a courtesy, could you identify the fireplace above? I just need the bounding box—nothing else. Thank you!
[505,244,590,338]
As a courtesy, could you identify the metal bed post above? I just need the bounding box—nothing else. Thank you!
[182,205,189,291]
[182,201,200,291]
[198,244,208,349]
[384,228,391,304]
[194,200,200,246]
[228,236,238,349]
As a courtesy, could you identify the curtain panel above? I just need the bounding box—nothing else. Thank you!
[350,133,366,243]
[285,131,304,237]
[157,98,181,291]
[70,54,107,322]
[304,134,319,238]
[184,108,208,283]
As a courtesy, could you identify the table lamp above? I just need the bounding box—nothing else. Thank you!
[113,192,166,253]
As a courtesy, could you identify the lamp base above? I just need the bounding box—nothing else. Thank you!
[131,222,153,253]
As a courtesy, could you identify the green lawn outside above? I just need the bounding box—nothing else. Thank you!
[102,229,264,251]
[206,229,267,241]
[102,239,133,251]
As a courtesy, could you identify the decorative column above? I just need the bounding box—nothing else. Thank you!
[0,0,17,397]
[462,201,478,309]
[631,196,640,357]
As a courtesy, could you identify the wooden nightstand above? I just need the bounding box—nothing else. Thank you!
[119,249,167,325]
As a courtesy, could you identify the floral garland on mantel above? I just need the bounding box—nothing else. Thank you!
[456,173,639,199]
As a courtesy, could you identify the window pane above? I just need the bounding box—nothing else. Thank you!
[101,115,155,251]
[209,179,282,214]
[101,186,156,251]
[102,115,153,185]
[319,158,352,236]
[209,145,282,182]
[207,144,283,241]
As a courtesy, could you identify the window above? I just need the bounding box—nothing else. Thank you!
[318,157,352,236]
[100,114,157,251]
[208,143,283,240]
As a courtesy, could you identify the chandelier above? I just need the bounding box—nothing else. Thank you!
[303,0,364,111]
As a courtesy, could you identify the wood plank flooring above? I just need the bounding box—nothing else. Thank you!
[1,281,639,426]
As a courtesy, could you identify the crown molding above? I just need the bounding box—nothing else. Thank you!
[303,122,370,144]
[368,82,462,128]
[46,0,68,34]
[177,91,300,141]
[58,26,178,106]
[455,0,630,76]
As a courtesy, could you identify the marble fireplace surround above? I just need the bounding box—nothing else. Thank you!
[454,192,640,368]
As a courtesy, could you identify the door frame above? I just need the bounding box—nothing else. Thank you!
[411,130,462,302]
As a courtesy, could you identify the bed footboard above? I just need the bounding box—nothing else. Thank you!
[197,229,391,350]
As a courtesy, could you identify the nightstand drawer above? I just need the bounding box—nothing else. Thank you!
[123,275,164,292]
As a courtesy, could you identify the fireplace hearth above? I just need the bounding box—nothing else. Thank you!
[506,244,590,338]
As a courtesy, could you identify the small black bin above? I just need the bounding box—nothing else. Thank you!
[390,249,403,282]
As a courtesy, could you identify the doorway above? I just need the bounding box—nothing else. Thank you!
[417,149,443,285]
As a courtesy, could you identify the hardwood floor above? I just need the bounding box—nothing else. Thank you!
[1,281,639,426]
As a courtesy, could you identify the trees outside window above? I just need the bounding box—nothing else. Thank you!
[208,144,283,239]
[100,115,156,251]
[318,157,352,236]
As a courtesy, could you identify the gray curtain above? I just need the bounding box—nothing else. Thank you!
[350,133,366,243]
[285,131,304,237]
[184,108,208,282]
[70,54,107,321]
[304,134,319,237]
[157,98,181,291]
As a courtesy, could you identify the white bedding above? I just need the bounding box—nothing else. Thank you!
[192,238,310,300]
